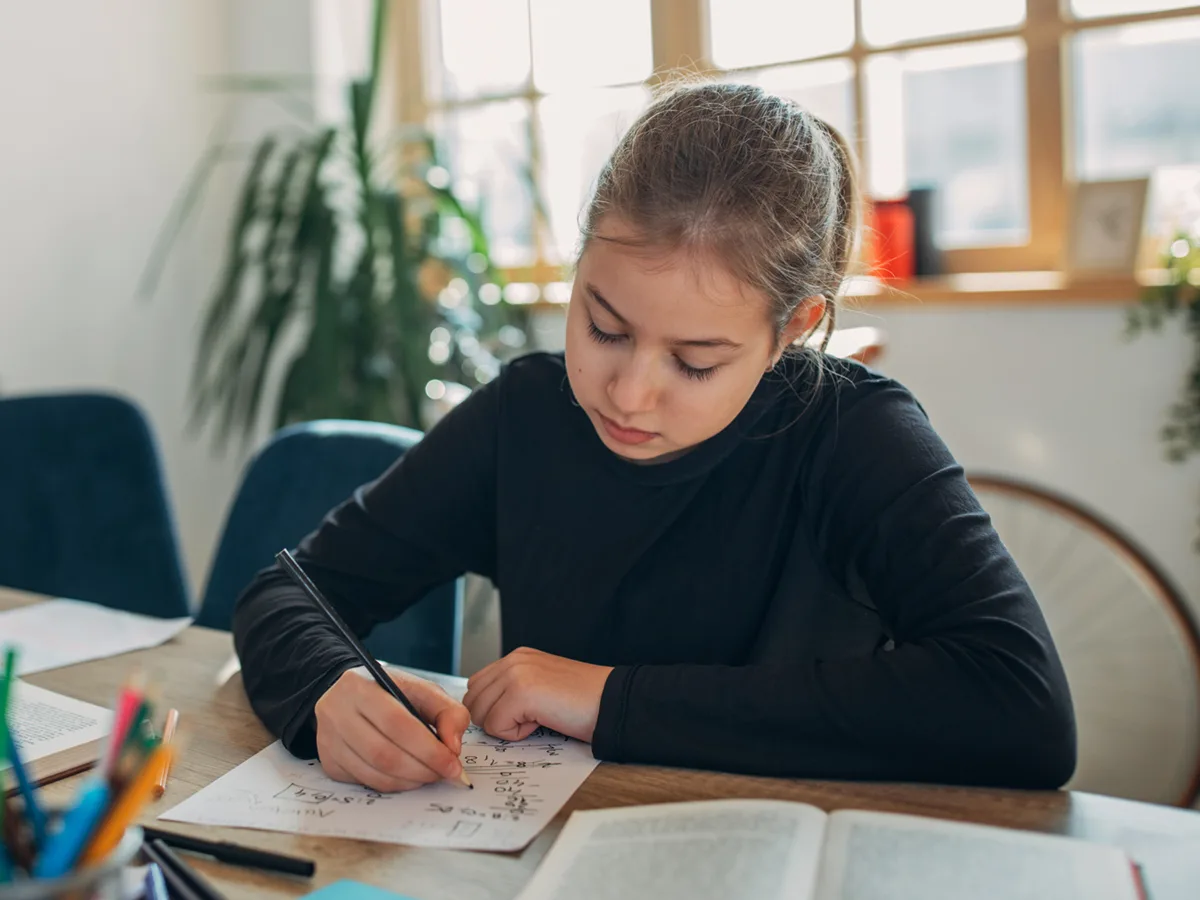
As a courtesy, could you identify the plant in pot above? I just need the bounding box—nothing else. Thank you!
[143,0,528,447]
[1127,231,1200,463]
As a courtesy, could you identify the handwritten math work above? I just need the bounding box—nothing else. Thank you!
[159,724,600,852]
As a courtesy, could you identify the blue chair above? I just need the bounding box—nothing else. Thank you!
[197,420,463,674]
[0,392,191,618]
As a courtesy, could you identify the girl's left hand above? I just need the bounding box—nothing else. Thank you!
[463,647,614,744]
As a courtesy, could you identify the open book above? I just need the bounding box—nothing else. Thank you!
[2,681,112,793]
[516,799,1144,900]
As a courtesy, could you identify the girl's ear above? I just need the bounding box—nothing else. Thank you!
[770,296,827,368]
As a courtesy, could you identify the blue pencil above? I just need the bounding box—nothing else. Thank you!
[6,732,48,848]
[144,861,170,900]
[32,778,110,878]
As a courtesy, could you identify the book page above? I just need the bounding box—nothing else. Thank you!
[516,800,828,900]
[816,810,1139,900]
[1,681,112,768]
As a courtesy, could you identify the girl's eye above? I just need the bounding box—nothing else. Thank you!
[587,319,625,345]
[675,358,718,382]
[588,317,718,381]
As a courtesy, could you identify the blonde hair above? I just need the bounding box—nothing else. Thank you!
[581,81,859,349]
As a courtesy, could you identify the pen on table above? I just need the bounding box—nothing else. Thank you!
[142,840,209,900]
[144,861,171,900]
[275,548,473,790]
[140,825,315,877]
[147,838,226,900]
[153,708,180,799]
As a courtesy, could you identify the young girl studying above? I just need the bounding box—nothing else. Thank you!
[231,82,1076,796]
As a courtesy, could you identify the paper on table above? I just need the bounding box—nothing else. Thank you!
[162,662,598,850]
[0,598,191,675]
[159,724,600,852]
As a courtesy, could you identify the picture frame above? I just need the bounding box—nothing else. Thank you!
[1064,177,1151,277]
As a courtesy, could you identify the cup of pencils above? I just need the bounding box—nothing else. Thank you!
[2,649,177,899]
[0,815,143,900]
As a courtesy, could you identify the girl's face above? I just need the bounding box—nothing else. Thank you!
[565,216,820,462]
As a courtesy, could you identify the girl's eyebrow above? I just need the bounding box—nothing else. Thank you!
[586,283,743,350]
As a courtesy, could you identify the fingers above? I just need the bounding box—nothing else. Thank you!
[314,669,466,791]
[318,727,427,793]
[336,703,447,785]
[463,673,508,730]
[394,674,472,756]
[465,664,542,742]
[359,679,464,781]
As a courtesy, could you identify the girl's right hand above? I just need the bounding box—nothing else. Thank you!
[313,666,470,792]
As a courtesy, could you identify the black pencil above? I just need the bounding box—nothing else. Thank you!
[141,826,314,878]
[142,839,215,900]
[275,549,473,789]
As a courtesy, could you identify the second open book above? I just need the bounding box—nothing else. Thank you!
[517,799,1143,900]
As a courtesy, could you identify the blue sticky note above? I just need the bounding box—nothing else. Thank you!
[304,881,419,900]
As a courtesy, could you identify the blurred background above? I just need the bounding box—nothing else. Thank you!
[4,0,1200,806]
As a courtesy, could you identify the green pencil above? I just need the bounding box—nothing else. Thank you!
[0,645,16,881]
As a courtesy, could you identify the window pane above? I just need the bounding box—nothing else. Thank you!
[861,0,1024,47]
[537,87,651,261]
[1074,18,1200,180]
[432,0,531,101]
[733,59,856,143]
[867,40,1028,248]
[1071,0,1197,17]
[530,0,653,92]
[708,0,854,70]
[434,100,535,266]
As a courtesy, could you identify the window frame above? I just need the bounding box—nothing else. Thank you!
[396,0,1200,289]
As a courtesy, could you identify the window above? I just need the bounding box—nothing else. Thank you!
[424,0,652,273]
[866,40,1028,248]
[405,0,1200,287]
[1073,17,1200,180]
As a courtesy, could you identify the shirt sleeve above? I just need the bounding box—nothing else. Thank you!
[231,376,500,758]
[591,374,1077,789]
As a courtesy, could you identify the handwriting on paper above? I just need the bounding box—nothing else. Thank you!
[160,725,600,851]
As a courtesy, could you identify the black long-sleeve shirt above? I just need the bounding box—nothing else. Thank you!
[232,351,1076,789]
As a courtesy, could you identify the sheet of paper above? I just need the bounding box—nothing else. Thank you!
[159,721,600,851]
[2,681,112,767]
[0,598,192,675]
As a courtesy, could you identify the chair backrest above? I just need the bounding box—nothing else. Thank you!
[0,392,190,618]
[198,420,462,674]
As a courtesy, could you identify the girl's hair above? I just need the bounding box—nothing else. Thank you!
[581,81,859,350]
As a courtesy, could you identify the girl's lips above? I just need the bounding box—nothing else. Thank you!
[598,413,658,445]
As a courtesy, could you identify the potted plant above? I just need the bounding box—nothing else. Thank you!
[143,0,528,447]
[1126,231,1200,464]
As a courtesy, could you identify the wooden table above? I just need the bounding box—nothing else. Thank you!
[5,588,1200,899]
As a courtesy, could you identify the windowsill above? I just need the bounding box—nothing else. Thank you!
[517,270,1191,312]
[841,271,1154,306]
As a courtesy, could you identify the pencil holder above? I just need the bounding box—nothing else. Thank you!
[0,824,142,900]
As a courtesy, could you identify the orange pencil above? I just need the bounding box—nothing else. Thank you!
[152,709,180,799]
[79,743,174,867]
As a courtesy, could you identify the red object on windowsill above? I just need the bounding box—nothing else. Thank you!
[865,198,915,284]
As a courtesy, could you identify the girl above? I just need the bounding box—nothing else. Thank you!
[233,82,1075,795]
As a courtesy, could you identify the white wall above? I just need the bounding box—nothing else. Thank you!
[840,303,1200,615]
[0,0,313,598]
